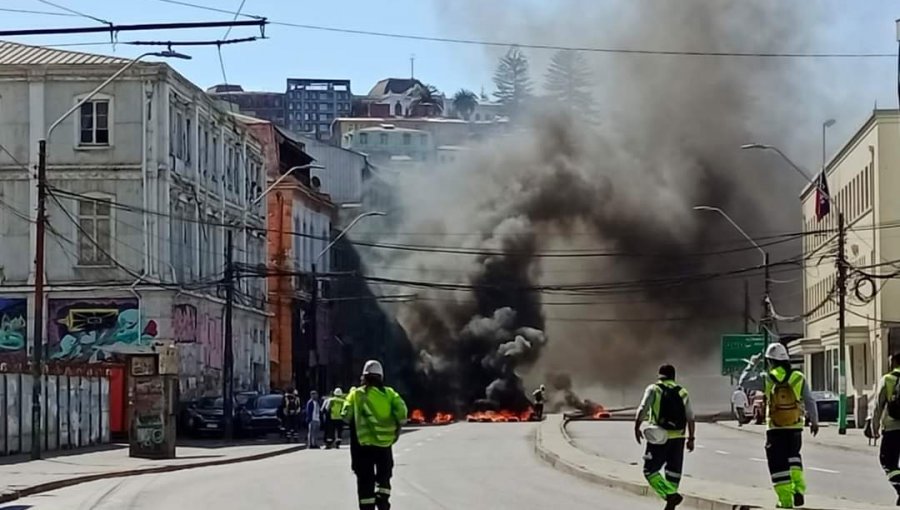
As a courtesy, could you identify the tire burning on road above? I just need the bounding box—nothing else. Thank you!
[409,408,457,425]
[466,408,535,423]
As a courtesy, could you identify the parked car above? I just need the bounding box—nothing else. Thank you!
[235,394,284,436]
[180,397,227,436]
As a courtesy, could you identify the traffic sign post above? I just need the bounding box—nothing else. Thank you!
[721,333,766,376]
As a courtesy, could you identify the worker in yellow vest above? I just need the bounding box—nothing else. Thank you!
[323,387,346,449]
[871,352,900,505]
[762,342,819,508]
[342,360,408,510]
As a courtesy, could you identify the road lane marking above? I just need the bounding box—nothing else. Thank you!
[715,450,730,455]
[750,458,767,463]
[415,442,424,447]
[808,467,840,474]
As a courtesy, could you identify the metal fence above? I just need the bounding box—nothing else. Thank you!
[0,371,110,456]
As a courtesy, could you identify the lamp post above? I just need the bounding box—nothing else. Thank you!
[31,50,190,460]
[742,140,849,434]
[222,163,324,441]
[307,211,386,392]
[694,206,770,343]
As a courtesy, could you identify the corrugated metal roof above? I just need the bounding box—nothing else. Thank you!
[0,40,131,66]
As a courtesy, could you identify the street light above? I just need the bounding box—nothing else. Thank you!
[249,163,326,207]
[306,211,386,393]
[742,141,849,435]
[30,49,191,459]
[694,206,771,344]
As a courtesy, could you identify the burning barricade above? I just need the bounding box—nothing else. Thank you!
[465,407,535,423]
[408,409,456,425]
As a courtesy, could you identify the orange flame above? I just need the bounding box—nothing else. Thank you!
[409,409,426,424]
[432,412,454,424]
[465,407,534,423]
[592,405,611,419]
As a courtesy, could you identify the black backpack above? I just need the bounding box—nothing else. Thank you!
[887,372,900,420]
[656,383,687,431]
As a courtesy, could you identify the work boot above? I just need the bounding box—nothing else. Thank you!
[793,493,804,507]
[664,493,683,510]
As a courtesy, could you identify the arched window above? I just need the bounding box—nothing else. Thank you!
[394,102,403,117]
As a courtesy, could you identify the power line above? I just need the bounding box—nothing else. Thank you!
[223,0,248,39]
[34,0,112,26]
[0,19,266,37]
[153,0,895,59]
[0,7,79,17]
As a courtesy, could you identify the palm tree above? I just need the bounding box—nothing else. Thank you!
[410,83,444,116]
[452,89,478,120]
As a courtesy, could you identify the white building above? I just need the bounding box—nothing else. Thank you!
[0,42,269,398]
[795,109,900,422]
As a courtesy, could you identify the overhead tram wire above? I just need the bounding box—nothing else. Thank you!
[35,0,112,26]
[151,0,894,59]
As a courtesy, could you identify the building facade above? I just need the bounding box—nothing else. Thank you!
[0,42,269,400]
[795,109,900,422]
[341,124,433,166]
[285,79,352,140]
[207,84,285,127]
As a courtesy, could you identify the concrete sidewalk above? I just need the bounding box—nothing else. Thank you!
[533,415,886,510]
[716,421,878,453]
[0,441,304,504]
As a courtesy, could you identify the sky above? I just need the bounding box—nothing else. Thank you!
[0,0,898,154]
[0,0,496,95]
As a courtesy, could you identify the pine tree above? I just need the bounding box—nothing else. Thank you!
[544,50,595,116]
[493,47,533,119]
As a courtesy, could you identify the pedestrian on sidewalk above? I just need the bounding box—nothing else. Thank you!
[871,352,900,505]
[732,386,749,426]
[342,360,408,510]
[282,389,302,442]
[323,387,347,449]
[634,364,695,510]
[533,385,546,421]
[761,342,818,509]
[306,390,323,449]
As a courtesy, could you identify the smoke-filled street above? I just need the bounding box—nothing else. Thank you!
[10,424,660,510]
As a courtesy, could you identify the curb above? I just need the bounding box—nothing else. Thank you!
[534,417,762,510]
[0,444,304,504]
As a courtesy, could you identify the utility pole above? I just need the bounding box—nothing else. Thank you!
[837,211,848,434]
[762,251,771,345]
[309,262,318,393]
[31,140,47,460]
[223,230,235,441]
[743,279,750,334]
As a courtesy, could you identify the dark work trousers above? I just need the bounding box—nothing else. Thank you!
[324,418,345,447]
[642,438,685,498]
[765,428,805,504]
[880,430,900,496]
[534,403,544,420]
[353,444,394,510]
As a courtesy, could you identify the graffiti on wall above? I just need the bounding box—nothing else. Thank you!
[0,298,26,358]
[48,299,158,362]
[172,304,223,369]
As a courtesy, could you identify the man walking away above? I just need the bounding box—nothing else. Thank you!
[634,364,695,510]
[323,387,347,449]
[762,342,818,508]
[306,390,322,449]
[343,360,408,510]
[282,389,302,442]
[872,352,900,505]
[732,386,749,426]
[533,385,546,420]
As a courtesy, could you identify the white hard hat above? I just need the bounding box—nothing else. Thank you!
[333,387,344,397]
[539,385,545,391]
[363,360,384,377]
[765,342,790,362]
[643,426,668,445]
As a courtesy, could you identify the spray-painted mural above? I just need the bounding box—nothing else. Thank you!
[48,299,158,362]
[0,298,27,359]
[172,302,223,399]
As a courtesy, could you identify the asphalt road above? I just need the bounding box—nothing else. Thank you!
[9,423,661,510]
[568,421,895,507]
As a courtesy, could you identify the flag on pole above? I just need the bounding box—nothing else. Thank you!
[815,170,830,221]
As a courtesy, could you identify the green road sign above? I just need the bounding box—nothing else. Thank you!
[721,334,766,375]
